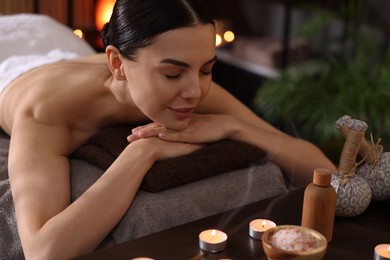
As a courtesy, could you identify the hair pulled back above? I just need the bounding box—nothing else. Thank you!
[101,0,214,60]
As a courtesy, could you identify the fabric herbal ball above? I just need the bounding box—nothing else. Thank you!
[331,172,372,217]
[358,154,390,201]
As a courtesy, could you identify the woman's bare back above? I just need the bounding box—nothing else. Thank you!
[0,54,145,153]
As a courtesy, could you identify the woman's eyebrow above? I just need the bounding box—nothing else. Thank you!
[159,55,217,67]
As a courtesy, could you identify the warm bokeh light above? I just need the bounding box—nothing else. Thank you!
[95,0,116,31]
[73,29,83,38]
[215,34,222,47]
[223,30,235,43]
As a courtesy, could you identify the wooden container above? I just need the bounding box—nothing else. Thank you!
[301,168,336,242]
[262,225,327,260]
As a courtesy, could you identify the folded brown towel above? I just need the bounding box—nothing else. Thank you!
[72,126,267,192]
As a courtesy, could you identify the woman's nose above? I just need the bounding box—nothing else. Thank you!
[181,76,202,99]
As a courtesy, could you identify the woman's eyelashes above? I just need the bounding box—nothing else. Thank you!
[200,70,212,76]
[165,70,212,80]
[165,73,181,79]
[200,63,214,76]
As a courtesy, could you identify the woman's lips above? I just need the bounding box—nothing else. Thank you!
[169,107,194,120]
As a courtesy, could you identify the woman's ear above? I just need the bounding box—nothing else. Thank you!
[106,45,126,80]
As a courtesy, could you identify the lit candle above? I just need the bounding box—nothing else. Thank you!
[374,244,390,260]
[199,229,228,253]
[249,219,276,240]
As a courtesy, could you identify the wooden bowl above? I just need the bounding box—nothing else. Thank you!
[262,225,327,260]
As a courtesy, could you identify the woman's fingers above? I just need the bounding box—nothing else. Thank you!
[128,123,169,142]
[131,122,159,134]
[158,131,191,143]
[127,133,140,142]
[128,114,232,144]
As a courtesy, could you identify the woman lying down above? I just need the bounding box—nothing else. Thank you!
[0,0,336,259]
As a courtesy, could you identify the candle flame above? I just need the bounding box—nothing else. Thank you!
[262,220,267,228]
[211,229,217,237]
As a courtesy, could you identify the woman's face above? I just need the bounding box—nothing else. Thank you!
[122,24,216,131]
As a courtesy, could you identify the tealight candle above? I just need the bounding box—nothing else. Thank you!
[374,244,390,260]
[249,219,276,240]
[199,229,228,253]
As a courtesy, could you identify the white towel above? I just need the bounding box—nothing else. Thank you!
[0,50,80,92]
[0,13,96,92]
[0,13,95,62]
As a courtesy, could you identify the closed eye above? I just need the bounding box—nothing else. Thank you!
[200,60,215,76]
[200,70,212,76]
[165,73,181,79]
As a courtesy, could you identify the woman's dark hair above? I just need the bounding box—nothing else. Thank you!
[101,0,214,60]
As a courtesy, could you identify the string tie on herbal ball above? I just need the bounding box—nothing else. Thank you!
[338,158,365,185]
[364,133,384,180]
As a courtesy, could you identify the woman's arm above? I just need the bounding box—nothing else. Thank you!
[130,82,336,187]
[199,82,336,185]
[9,119,200,260]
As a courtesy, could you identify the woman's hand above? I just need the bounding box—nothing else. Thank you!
[129,136,203,161]
[127,114,238,144]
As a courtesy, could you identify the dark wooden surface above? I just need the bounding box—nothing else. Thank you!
[74,188,390,260]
